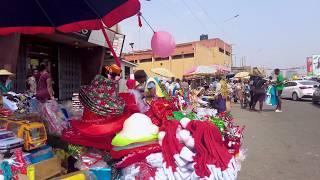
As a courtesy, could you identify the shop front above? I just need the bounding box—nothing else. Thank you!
[0,27,125,100]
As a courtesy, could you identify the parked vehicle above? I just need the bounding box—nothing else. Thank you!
[0,119,47,151]
[282,80,320,101]
[312,84,320,104]
[0,129,24,155]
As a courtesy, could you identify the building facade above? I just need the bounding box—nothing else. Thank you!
[0,26,124,100]
[123,38,232,78]
[231,66,252,74]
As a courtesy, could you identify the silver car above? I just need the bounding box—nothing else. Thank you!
[282,80,320,101]
[0,130,24,155]
[312,85,320,104]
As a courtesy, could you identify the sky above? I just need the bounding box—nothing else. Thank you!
[119,0,320,69]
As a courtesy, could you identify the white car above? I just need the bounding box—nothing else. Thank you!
[282,80,320,101]
[0,130,24,155]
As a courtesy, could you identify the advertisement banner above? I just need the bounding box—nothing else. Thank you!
[312,55,320,76]
[306,57,313,76]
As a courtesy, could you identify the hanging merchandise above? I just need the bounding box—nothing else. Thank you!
[138,13,176,58]
[79,74,125,118]
[151,31,176,58]
[42,100,68,136]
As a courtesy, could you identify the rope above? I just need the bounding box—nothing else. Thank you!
[33,0,56,26]
[179,0,210,33]
[194,0,222,33]
[140,13,156,33]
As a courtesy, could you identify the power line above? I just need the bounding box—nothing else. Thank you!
[194,0,222,34]
[179,0,210,34]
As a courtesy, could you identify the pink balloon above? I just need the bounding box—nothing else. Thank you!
[151,31,176,58]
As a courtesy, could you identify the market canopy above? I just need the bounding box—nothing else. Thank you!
[151,68,175,78]
[0,0,141,66]
[0,0,140,35]
[184,65,217,76]
[235,72,250,78]
[184,65,231,76]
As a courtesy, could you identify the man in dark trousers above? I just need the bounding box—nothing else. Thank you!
[274,68,284,112]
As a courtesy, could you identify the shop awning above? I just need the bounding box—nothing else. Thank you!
[0,0,141,66]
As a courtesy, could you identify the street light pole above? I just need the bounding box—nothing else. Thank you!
[222,14,239,68]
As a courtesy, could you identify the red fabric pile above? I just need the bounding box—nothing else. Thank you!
[160,120,184,171]
[186,120,233,177]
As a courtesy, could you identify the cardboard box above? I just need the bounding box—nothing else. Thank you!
[28,156,61,180]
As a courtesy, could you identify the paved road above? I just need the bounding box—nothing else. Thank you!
[233,100,320,180]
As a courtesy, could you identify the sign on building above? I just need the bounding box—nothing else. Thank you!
[312,55,320,76]
[306,57,313,76]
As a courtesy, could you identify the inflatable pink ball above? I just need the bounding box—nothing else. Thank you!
[151,31,176,58]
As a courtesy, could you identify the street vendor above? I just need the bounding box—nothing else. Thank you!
[215,77,230,113]
[103,64,122,97]
[36,64,54,102]
[134,70,164,103]
[134,70,147,96]
[145,77,165,103]
[0,69,14,94]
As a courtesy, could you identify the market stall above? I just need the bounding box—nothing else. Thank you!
[0,1,246,179]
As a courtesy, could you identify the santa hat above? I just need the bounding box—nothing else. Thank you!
[126,79,136,90]
[112,113,159,147]
[186,120,235,178]
[159,120,184,172]
[114,144,161,168]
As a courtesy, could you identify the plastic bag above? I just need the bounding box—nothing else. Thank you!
[3,97,18,112]
[121,162,156,180]
[75,152,108,170]
[42,100,67,136]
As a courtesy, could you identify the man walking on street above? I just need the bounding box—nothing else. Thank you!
[274,68,284,112]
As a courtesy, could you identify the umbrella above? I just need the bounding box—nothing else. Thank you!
[184,65,217,76]
[235,72,250,78]
[0,0,141,66]
[226,73,235,79]
[151,68,175,78]
[211,64,231,73]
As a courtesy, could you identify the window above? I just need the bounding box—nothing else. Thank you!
[219,48,224,53]
[172,55,183,60]
[0,132,15,140]
[7,123,20,134]
[29,128,45,141]
[285,82,297,87]
[140,58,152,63]
[184,53,195,58]
[155,57,169,61]
[226,51,231,56]
[299,81,318,86]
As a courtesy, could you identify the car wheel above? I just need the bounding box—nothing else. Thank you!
[292,92,299,101]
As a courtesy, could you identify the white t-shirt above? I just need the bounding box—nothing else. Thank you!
[175,82,181,89]
[216,82,221,92]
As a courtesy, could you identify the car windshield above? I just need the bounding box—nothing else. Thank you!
[29,128,45,141]
[299,81,319,85]
[0,132,14,140]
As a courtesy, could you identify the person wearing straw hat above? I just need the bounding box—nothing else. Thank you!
[0,69,14,94]
[250,68,267,112]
